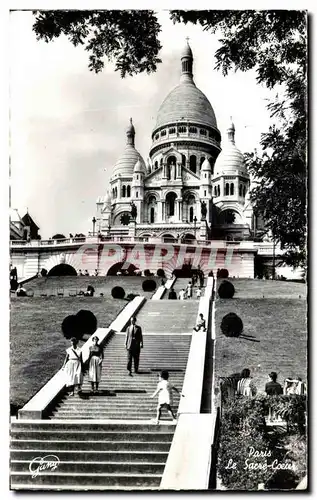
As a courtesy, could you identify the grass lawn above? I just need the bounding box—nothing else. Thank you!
[10,296,125,408]
[22,275,162,299]
[224,278,306,299]
[214,297,307,393]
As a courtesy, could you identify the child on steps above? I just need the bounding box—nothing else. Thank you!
[150,370,183,425]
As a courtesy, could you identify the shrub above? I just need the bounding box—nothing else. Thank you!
[221,312,243,337]
[208,270,214,277]
[217,268,229,278]
[62,315,80,340]
[62,310,97,340]
[111,286,125,299]
[218,280,235,299]
[40,268,48,277]
[156,268,165,278]
[76,310,97,336]
[143,269,151,277]
[142,279,157,292]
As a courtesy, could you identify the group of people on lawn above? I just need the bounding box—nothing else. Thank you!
[62,316,185,424]
[220,368,306,400]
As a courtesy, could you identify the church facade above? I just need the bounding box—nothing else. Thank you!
[96,42,255,243]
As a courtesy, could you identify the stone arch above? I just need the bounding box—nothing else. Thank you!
[165,192,177,217]
[180,233,195,243]
[219,209,242,225]
[48,263,77,276]
[161,233,175,243]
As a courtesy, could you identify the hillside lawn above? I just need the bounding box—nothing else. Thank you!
[214,296,307,393]
[10,296,126,408]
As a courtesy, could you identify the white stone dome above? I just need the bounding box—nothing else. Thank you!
[111,119,146,178]
[201,158,212,172]
[154,42,218,131]
[213,121,247,177]
[133,158,146,174]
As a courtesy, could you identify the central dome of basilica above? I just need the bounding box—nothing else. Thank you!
[154,42,218,131]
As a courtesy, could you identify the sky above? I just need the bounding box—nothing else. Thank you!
[10,10,276,239]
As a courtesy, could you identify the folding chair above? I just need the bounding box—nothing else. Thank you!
[57,287,64,297]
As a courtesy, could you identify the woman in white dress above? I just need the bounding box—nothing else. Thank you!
[88,336,104,393]
[63,337,83,396]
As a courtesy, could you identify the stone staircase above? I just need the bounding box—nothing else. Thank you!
[10,331,193,490]
[51,333,191,420]
[10,421,174,490]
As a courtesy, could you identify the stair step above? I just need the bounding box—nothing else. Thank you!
[11,460,166,474]
[11,450,168,462]
[11,422,175,432]
[11,430,173,441]
[10,471,162,487]
[11,440,171,452]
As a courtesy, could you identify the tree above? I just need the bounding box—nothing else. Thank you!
[32,10,162,76]
[170,10,307,266]
[52,233,66,239]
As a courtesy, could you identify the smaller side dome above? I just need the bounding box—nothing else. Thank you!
[201,158,212,172]
[134,158,145,174]
[104,190,111,204]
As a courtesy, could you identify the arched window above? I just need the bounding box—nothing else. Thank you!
[161,129,166,137]
[155,161,158,170]
[214,186,217,196]
[189,126,197,134]
[218,185,221,197]
[155,134,159,140]
[225,183,229,196]
[150,207,155,223]
[169,127,176,134]
[136,192,138,198]
[122,185,126,197]
[239,184,242,196]
[189,206,194,222]
[178,126,187,133]
[200,156,206,167]
[127,185,131,197]
[160,158,163,166]
[181,154,186,166]
[114,187,117,198]
[230,183,234,195]
[243,186,246,197]
[200,128,207,136]
[166,192,177,217]
[189,155,197,173]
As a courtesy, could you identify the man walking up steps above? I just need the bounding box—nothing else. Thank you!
[125,316,143,376]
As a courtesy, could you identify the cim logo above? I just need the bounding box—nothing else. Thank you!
[29,455,60,478]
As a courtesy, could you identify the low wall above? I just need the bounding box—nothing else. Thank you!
[18,296,146,420]
[160,412,218,490]
[152,277,176,300]
[178,277,214,415]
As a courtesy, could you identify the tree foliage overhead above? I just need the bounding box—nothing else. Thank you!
[171,10,307,265]
[32,10,162,77]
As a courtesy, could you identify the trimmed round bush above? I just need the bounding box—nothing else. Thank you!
[217,268,229,278]
[111,286,125,299]
[143,269,151,277]
[142,279,157,292]
[156,268,165,278]
[76,310,97,336]
[218,280,235,299]
[208,270,214,277]
[62,315,80,340]
[40,268,48,277]
[221,313,243,337]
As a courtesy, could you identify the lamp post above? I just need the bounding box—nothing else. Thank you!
[272,236,276,280]
[193,216,197,239]
[92,216,96,236]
